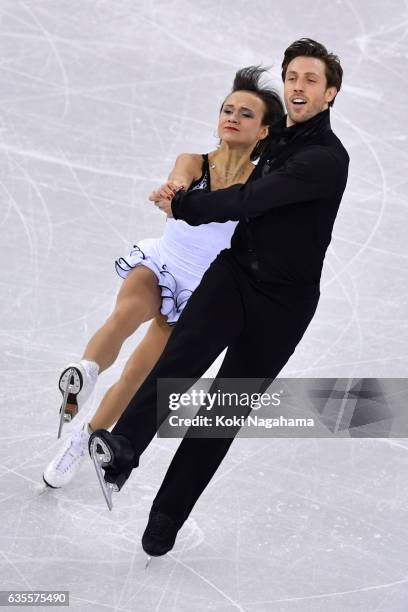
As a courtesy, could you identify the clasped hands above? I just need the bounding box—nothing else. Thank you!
[148,182,185,218]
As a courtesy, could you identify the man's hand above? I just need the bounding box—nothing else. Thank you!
[148,181,184,218]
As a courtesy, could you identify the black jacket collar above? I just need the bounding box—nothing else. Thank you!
[254,109,332,179]
[270,107,331,144]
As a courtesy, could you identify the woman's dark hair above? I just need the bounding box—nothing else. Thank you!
[281,38,343,107]
[220,65,285,161]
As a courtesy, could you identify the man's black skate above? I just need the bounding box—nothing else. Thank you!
[142,508,180,557]
[88,430,136,511]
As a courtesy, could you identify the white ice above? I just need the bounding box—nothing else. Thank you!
[1,0,408,610]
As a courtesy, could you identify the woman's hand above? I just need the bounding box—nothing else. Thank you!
[148,181,181,202]
[154,198,174,217]
[149,182,184,218]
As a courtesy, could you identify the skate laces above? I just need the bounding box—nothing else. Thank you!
[84,368,98,388]
[55,430,88,472]
[79,360,99,387]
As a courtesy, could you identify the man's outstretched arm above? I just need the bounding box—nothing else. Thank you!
[171,146,346,226]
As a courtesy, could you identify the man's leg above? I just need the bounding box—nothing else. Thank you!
[151,286,320,526]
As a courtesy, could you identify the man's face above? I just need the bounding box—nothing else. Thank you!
[283,56,337,126]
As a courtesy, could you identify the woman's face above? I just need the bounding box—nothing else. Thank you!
[218,90,268,147]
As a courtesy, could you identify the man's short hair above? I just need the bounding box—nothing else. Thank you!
[281,38,343,107]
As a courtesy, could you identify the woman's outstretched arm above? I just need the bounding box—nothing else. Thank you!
[149,153,202,201]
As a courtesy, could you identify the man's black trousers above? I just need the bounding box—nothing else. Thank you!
[112,252,319,527]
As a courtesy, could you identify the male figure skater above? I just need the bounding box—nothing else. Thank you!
[89,38,349,556]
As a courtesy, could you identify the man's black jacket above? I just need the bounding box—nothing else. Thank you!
[171,108,349,287]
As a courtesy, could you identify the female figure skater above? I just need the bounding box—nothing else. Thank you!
[43,66,284,489]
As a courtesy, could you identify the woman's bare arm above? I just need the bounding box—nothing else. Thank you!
[167,153,202,189]
[148,153,202,202]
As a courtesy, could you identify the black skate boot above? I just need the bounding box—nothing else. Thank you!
[142,508,181,560]
[88,430,136,511]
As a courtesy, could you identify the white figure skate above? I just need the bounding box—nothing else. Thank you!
[43,423,90,488]
[57,362,97,438]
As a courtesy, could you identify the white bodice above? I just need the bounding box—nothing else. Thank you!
[158,216,237,280]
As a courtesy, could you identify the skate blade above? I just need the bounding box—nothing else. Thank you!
[38,483,51,495]
[144,555,152,569]
[90,437,118,511]
[57,367,76,439]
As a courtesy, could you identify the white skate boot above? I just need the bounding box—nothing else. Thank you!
[43,423,91,488]
[57,360,99,438]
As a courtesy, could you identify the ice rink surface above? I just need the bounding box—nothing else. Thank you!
[1,0,408,610]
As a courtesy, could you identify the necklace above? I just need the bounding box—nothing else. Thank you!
[209,157,251,183]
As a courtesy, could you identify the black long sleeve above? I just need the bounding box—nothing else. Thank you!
[170,109,349,286]
[171,146,340,226]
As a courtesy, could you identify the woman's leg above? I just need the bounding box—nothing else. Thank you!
[111,258,245,454]
[89,315,173,431]
[82,265,162,373]
[89,257,245,510]
[44,315,172,488]
[61,265,162,419]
